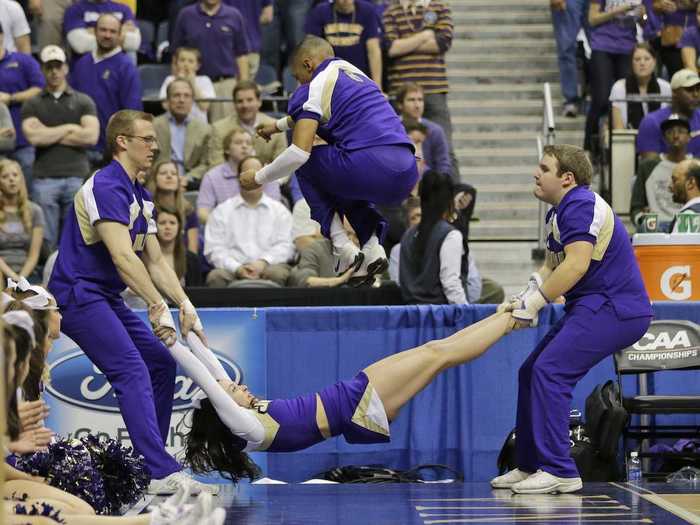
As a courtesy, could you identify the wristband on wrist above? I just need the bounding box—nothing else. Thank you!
[275,117,290,131]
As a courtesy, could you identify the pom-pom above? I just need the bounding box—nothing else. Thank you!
[13,435,151,515]
[14,502,66,524]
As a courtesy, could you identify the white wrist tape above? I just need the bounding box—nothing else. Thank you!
[180,298,203,331]
[254,144,310,184]
[275,116,290,132]
[157,299,176,330]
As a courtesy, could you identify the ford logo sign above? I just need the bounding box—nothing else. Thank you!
[46,349,242,413]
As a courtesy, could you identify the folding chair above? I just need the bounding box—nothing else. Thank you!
[138,64,170,100]
[614,320,700,479]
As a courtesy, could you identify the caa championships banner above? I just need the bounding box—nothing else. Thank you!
[44,308,267,470]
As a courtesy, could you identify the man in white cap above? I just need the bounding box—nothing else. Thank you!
[637,68,700,161]
[20,45,99,249]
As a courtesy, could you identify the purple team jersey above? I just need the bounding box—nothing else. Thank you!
[545,186,652,320]
[637,106,700,155]
[588,0,638,54]
[287,58,412,151]
[0,51,45,147]
[679,25,700,51]
[304,0,381,76]
[48,160,157,306]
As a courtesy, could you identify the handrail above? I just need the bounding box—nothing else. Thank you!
[533,83,556,260]
[543,82,556,142]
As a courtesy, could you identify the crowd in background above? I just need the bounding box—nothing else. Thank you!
[0,0,503,307]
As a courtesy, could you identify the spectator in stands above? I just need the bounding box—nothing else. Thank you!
[396,83,451,177]
[32,0,73,50]
[550,0,587,117]
[288,216,363,288]
[653,0,697,78]
[160,47,216,124]
[291,197,323,252]
[404,119,428,177]
[204,155,294,287]
[197,128,281,224]
[383,0,457,173]
[585,0,640,154]
[0,159,44,283]
[304,0,383,86]
[225,0,273,78]
[637,68,700,159]
[260,0,311,73]
[0,0,31,54]
[145,160,200,254]
[669,157,700,231]
[631,113,688,230]
[70,13,142,156]
[610,43,671,130]
[153,77,211,190]
[172,0,250,123]
[208,80,288,167]
[21,45,99,249]
[680,2,700,71]
[156,205,203,287]
[63,0,141,64]
[0,27,44,195]
[398,171,503,305]
[0,102,16,157]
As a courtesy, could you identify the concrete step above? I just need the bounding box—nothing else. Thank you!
[453,11,551,25]
[448,82,563,100]
[451,0,550,6]
[454,133,584,150]
[451,39,557,55]
[447,54,557,70]
[449,99,549,116]
[448,68,560,83]
[451,114,584,132]
[469,219,539,240]
[456,23,554,39]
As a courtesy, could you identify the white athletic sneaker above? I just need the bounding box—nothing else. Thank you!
[147,470,220,496]
[354,241,387,284]
[510,470,582,494]
[203,508,227,525]
[490,468,532,489]
[333,242,363,275]
[180,491,226,525]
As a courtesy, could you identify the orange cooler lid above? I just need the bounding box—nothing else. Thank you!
[632,233,700,246]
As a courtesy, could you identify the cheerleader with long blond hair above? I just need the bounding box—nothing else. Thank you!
[0,159,44,283]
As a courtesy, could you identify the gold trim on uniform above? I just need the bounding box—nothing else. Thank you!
[324,22,363,47]
[250,402,280,451]
[74,190,100,245]
[351,382,390,437]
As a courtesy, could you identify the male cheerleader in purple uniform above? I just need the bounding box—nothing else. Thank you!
[492,144,653,494]
[240,36,419,282]
[48,109,215,495]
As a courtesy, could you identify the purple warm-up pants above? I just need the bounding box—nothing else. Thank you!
[296,143,419,246]
[60,297,181,479]
[515,302,651,478]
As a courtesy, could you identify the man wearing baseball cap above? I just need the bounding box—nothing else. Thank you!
[637,68,700,160]
[20,44,99,249]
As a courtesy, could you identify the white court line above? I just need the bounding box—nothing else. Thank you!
[421,512,651,524]
[123,494,154,516]
[414,505,630,511]
[418,512,645,518]
[610,482,700,525]
[412,496,614,502]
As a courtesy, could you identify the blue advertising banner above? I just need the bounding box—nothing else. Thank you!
[44,308,266,470]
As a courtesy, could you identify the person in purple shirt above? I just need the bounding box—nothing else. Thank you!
[654,0,697,77]
[0,27,44,196]
[172,0,250,124]
[304,0,383,85]
[224,0,273,78]
[637,68,700,158]
[585,0,641,154]
[680,3,700,70]
[240,36,418,285]
[70,14,142,155]
[395,82,451,176]
[492,144,652,494]
[63,0,140,65]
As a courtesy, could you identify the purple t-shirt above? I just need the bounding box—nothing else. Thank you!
[197,161,281,210]
[662,6,696,30]
[171,3,249,79]
[679,25,700,51]
[304,0,381,76]
[224,0,271,53]
[637,106,700,155]
[589,0,638,54]
[287,58,412,151]
[546,186,652,319]
[48,160,157,305]
[63,1,135,62]
[420,117,451,176]
[0,51,44,148]
[70,51,142,151]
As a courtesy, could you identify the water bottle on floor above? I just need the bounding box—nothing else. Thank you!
[627,451,642,482]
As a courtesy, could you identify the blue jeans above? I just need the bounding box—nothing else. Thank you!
[551,0,588,104]
[33,177,84,249]
[260,0,312,71]
[10,146,36,198]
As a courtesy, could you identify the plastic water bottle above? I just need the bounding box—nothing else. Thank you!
[627,451,642,482]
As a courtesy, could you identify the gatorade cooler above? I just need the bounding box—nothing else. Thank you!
[633,233,700,301]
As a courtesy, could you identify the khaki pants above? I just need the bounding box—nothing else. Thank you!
[247,53,261,80]
[206,264,291,287]
[209,77,237,124]
[477,277,505,305]
[37,0,74,49]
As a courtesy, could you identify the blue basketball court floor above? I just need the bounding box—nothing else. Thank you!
[144,481,700,524]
